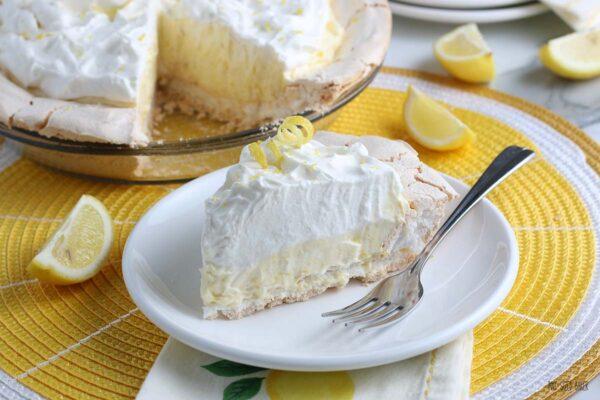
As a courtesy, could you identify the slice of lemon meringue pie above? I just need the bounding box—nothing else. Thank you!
[201,117,457,319]
[0,0,390,145]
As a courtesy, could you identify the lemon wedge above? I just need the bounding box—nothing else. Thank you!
[434,23,495,83]
[539,29,600,80]
[28,195,114,285]
[403,85,475,151]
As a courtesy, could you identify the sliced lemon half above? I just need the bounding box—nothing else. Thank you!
[434,23,495,83]
[28,195,114,285]
[403,85,475,151]
[539,29,600,80]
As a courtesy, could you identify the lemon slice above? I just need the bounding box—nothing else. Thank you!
[434,23,495,83]
[28,195,114,285]
[403,85,475,151]
[539,29,600,80]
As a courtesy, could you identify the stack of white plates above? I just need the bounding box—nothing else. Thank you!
[389,0,548,24]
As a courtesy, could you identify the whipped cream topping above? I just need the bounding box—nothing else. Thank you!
[0,0,158,104]
[202,139,409,271]
[0,0,343,104]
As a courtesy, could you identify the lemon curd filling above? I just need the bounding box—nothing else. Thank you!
[201,222,401,310]
[157,0,345,126]
[158,16,287,114]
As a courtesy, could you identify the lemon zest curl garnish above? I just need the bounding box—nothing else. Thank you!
[248,116,314,169]
[248,141,268,169]
[266,140,283,169]
[276,116,314,148]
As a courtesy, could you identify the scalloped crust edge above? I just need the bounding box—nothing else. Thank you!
[0,73,148,146]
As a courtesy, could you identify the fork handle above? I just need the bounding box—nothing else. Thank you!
[412,146,535,272]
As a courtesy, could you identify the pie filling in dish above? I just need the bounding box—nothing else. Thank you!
[200,117,457,319]
[0,0,391,146]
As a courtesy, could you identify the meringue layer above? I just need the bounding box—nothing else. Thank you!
[0,0,160,105]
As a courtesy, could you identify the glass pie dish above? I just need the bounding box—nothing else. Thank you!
[0,67,379,182]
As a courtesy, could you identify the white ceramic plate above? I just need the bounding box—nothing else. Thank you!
[123,168,518,371]
[389,1,548,23]
[395,0,531,9]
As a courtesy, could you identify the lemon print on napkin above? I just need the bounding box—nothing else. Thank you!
[202,359,355,399]
[266,371,355,400]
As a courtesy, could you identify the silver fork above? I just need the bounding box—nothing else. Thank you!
[322,146,535,331]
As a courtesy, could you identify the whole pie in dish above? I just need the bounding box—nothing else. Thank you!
[0,0,391,146]
[200,117,457,319]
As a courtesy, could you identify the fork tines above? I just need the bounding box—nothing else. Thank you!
[322,298,409,332]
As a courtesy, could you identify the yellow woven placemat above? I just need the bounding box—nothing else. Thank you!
[0,68,597,399]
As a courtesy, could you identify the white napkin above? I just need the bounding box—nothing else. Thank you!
[136,332,473,400]
[541,0,600,31]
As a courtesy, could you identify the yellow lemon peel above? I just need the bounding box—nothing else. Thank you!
[248,116,314,168]
[276,115,314,147]
[248,141,268,169]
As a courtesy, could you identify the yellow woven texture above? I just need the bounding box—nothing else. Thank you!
[0,80,595,399]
